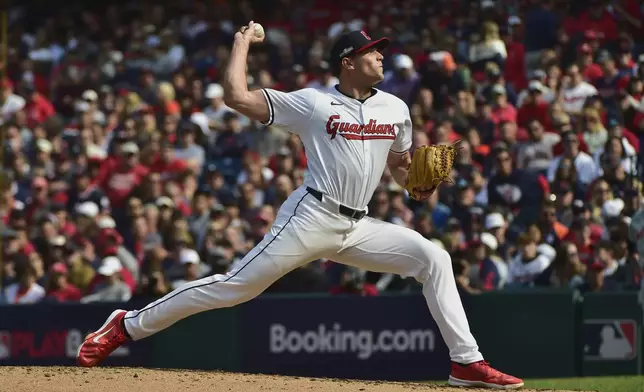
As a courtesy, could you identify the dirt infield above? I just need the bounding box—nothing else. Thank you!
[0,366,583,392]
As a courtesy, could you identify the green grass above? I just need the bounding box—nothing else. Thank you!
[429,376,644,391]
[524,376,644,391]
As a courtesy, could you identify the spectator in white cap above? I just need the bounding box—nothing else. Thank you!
[76,200,99,217]
[86,144,108,161]
[171,248,204,289]
[516,77,556,108]
[477,232,509,291]
[97,216,116,229]
[75,201,100,235]
[80,89,106,124]
[379,54,419,105]
[35,138,54,176]
[204,83,233,132]
[120,141,140,155]
[81,256,131,303]
[47,235,68,266]
[156,196,175,210]
[485,211,509,259]
[82,89,98,102]
[602,198,625,220]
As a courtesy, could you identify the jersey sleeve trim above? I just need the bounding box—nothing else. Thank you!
[260,89,275,126]
[389,148,408,154]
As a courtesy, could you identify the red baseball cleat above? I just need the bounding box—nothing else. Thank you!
[77,309,128,367]
[448,360,524,389]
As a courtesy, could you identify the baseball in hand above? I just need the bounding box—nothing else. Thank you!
[253,23,265,39]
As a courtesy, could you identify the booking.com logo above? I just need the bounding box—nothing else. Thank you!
[269,323,435,360]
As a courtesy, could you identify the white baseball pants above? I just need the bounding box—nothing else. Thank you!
[123,185,483,364]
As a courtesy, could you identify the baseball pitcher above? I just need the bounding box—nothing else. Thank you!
[77,22,523,389]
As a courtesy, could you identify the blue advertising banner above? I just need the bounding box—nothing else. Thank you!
[240,293,451,381]
[0,302,151,366]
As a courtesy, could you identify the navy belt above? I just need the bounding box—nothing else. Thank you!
[306,186,366,221]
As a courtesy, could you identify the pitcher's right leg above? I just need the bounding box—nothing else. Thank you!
[78,189,325,367]
[331,216,523,389]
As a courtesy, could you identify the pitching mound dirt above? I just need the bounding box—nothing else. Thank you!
[0,366,582,392]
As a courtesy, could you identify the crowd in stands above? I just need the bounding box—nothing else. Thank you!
[2,0,644,304]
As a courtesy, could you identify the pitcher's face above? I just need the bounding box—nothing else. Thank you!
[345,48,385,84]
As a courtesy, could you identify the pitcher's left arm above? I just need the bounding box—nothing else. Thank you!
[387,150,411,187]
[387,102,436,200]
[387,100,413,188]
[387,150,437,200]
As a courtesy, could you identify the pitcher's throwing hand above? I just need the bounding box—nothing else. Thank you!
[236,21,265,44]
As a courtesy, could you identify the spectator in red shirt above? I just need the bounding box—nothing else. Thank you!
[490,85,518,127]
[24,176,49,223]
[51,203,77,238]
[564,219,596,264]
[578,43,603,81]
[576,1,619,43]
[24,84,55,128]
[157,82,181,117]
[45,262,82,302]
[148,142,190,182]
[517,81,550,128]
[502,20,527,91]
[583,30,603,54]
[95,142,149,209]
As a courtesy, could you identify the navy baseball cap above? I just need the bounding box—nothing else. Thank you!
[330,30,390,72]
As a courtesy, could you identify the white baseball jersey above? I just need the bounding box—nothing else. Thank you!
[260,86,412,210]
[561,82,598,115]
[120,86,484,369]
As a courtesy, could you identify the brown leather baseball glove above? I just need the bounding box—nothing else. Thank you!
[405,142,460,200]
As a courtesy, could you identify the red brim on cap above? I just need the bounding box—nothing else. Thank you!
[355,37,390,54]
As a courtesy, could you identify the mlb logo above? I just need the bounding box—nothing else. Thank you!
[0,331,10,360]
[583,319,637,361]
